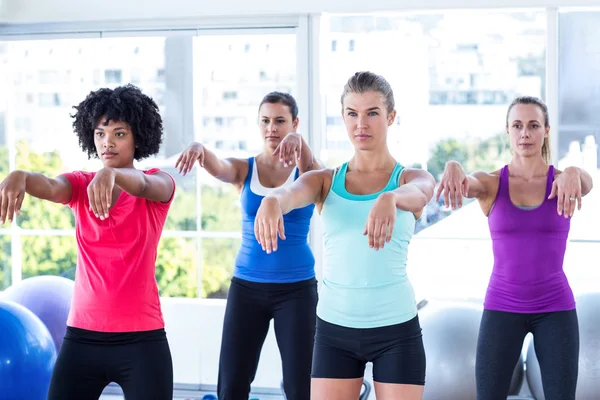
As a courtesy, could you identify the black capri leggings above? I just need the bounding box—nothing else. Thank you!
[47,327,173,400]
[476,309,579,400]
[217,277,318,400]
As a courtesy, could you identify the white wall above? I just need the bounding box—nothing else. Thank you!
[161,298,284,388]
[3,0,600,24]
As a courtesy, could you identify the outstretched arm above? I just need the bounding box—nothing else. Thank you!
[273,133,326,174]
[363,168,435,250]
[87,167,174,219]
[255,169,330,253]
[550,166,595,217]
[175,142,247,187]
[394,168,436,214]
[435,161,491,209]
[0,171,72,224]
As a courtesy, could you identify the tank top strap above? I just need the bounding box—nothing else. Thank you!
[545,165,555,197]
[331,162,349,194]
[244,157,254,186]
[389,163,404,189]
[497,165,510,199]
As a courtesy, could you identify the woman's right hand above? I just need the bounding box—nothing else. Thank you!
[435,161,469,209]
[254,197,286,254]
[0,171,27,224]
[175,142,205,175]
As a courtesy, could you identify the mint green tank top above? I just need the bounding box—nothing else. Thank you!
[317,162,418,328]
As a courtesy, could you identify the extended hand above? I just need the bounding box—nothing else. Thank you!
[364,192,396,250]
[435,161,469,209]
[88,167,116,220]
[0,171,27,224]
[175,142,205,175]
[548,167,582,217]
[273,133,302,167]
[254,197,286,254]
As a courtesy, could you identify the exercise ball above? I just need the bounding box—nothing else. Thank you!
[420,300,523,400]
[526,292,600,400]
[0,300,57,400]
[2,275,74,351]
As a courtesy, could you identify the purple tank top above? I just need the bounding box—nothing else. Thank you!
[485,165,575,313]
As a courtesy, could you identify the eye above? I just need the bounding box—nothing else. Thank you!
[261,119,269,124]
[513,124,522,129]
[368,111,379,116]
[531,124,539,129]
[277,119,286,124]
[116,131,125,137]
[347,111,357,117]
[95,131,104,137]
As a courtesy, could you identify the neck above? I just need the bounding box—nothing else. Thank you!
[257,147,284,168]
[349,148,396,172]
[508,155,548,180]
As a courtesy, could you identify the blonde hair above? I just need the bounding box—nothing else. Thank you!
[341,71,395,114]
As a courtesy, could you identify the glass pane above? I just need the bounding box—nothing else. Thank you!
[156,237,198,298]
[21,235,77,279]
[193,33,297,232]
[202,238,241,299]
[0,37,197,230]
[0,235,12,291]
[320,11,547,301]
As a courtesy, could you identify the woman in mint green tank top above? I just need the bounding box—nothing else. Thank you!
[254,72,436,400]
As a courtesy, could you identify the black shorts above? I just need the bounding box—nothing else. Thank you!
[311,315,426,385]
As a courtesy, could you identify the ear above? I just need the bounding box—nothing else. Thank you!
[388,109,397,126]
[293,117,299,132]
[545,125,550,137]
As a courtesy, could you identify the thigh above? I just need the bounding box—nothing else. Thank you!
[476,310,528,400]
[311,318,366,380]
[273,281,318,400]
[311,378,364,400]
[47,339,109,400]
[117,338,174,400]
[531,309,579,400]
[370,317,426,386]
[218,279,272,398]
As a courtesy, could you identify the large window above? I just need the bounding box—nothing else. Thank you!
[320,10,547,301]
[557,10,600,296]
[0,30,298,299]
[193,33,297,298]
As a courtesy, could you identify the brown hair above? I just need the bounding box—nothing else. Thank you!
[506,96,551,163]
[340,71,395,114]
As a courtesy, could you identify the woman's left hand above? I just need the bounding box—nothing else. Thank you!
[364,192,396,250]
[274,133,302,167]
[549,167,582,217]
[88,167,117,220]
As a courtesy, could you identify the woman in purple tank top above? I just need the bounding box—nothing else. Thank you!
[435,96,593,400]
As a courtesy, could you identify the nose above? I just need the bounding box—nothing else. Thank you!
[267,122,276,133]
[357,115,368,129]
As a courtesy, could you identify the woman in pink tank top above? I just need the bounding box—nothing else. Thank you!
[0,85,176,400]
[435,96,593,400]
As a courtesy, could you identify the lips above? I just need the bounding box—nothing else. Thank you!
[103,152,117,158]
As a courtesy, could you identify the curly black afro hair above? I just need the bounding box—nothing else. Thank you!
[71,84,163,160]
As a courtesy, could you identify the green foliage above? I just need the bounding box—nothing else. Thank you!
[427,133,512,181]
[0,141,242,298]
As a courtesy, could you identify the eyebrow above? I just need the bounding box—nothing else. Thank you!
[95,125,129,131]
[511,119,542,124]
[260,115,288,119]
[345,107,381,111]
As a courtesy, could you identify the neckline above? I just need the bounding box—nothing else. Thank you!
[505,165,552,211]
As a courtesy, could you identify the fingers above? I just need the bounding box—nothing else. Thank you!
[198,150,205,168]
[175,154,184,170]
[364,218,394,250]
[278,218,286,241]
[577,192,582,211]
[548,181,557,199]
[176,151,203,175]
[0,192,7,224]
[556,187,565,216]
[434,184,443,202]
[14,192,24,216]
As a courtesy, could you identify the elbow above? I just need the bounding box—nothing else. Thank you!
[411,192,429,213]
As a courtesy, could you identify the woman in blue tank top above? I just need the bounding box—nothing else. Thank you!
[176,92,324,400]
[254,72,436,400]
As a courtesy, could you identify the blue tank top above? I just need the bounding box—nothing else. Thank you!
[234,157,316,283]
[318,162,418,328]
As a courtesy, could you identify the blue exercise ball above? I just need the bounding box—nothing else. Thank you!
[2,275,74,351]
[0,300,57,400]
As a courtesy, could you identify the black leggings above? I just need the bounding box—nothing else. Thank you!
[217,277,318,400]
[476,309,579,400]
[47,327,173,400]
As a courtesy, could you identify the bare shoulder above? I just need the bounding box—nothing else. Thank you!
[400,167,435,184]
[473,170,500,185]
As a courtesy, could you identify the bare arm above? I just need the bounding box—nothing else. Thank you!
[296,135,326,174]
[176,142,247,188]
[112,168,174,203]
[266,169,330,214]
[24,172,73,204]
[395,168,436,213]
